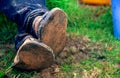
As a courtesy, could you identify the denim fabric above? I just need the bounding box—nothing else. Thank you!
[0,0,49,50]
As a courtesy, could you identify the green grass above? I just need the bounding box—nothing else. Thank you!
[46,0,120,77]
[0,13,17,42]
[0,0,120,78]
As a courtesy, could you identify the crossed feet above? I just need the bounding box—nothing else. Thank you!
[13,8,67,70]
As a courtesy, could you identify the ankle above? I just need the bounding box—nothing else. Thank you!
[32,16,42,35]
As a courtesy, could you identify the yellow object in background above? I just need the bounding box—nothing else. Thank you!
[82,0,111,5]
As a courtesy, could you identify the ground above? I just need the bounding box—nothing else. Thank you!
[0,35,93,78]
[39,34,103,78]
[0,34,118,78]
[0,1,120,78]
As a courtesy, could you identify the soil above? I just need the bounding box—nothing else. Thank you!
[39,34,105,78]
[0,34,105,78]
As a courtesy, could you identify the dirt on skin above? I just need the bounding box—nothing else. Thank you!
[0,34,105,78]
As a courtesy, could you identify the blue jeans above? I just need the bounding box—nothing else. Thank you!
[0,0,49,50]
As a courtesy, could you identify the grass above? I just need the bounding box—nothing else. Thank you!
[0,0,120,78]
[0,13,17,42]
